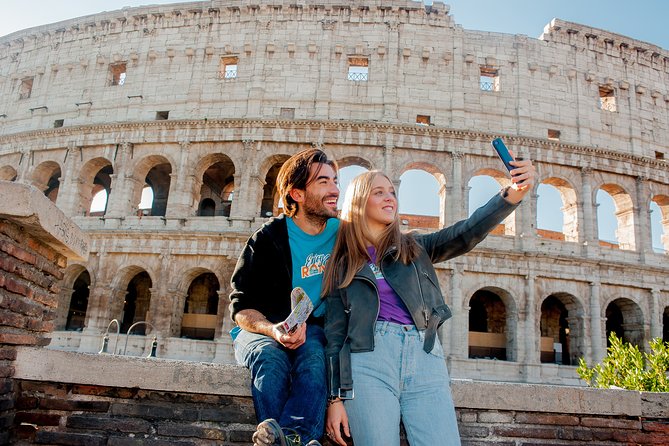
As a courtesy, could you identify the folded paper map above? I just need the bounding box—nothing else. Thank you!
[278,287,313,334]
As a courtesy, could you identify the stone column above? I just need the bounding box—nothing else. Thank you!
[523,272,539,365]
[105,143,134,218]
[444,151,465,227]
[0,182,88,444]
[55,143,82,217]
[446,264,467,359]
[15,150,32,184]
[589,281,605,363]
[383,143,394,175]
[313,22,335,119]
[579,167,598,257]
[634,176,652,260]
[166,141,193,218]
[518,189,538,251]
[649,288,661,341]
[382,20,400,121]
[229,140,264,220]
[53,286,75,330]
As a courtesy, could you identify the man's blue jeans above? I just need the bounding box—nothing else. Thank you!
[233,324,327,442]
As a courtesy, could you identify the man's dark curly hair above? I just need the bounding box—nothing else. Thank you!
[276,148,338,217]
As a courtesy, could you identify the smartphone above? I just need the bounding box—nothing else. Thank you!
[491,138,515,173]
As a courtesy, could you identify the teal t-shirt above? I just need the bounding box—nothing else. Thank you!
[286,217,339,317]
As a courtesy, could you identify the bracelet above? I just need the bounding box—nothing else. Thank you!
[327,398,343,406]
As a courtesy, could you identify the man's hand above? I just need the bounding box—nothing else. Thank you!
[272,322,307,349]
[504,152,536,204]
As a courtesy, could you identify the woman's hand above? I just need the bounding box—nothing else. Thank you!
[504,152,537,204]
[325,399,350,446]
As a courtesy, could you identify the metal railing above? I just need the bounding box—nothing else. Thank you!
[347,71,368,82]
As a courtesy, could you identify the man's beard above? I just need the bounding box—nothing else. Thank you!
[302,192,338,226]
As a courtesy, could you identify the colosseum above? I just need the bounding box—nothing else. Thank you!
[1,0,667,387]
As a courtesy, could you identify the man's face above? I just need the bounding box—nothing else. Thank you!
[299,163,339,220]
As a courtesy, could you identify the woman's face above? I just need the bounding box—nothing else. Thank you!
[364,174,397,236]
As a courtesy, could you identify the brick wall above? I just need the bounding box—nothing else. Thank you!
[0,181,89,446]
[10,348,669,446]
[0,219,67,445]
[13,381,256,446]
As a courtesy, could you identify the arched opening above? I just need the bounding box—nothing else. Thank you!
[65,270,90,331]
[122,271,152,334]
[536,178,578,242]
[336,156,373,209]
[138,186,153,216]
[198,198,216,216]
[0,165,17,182]
[32,161,62,203]
[181,272,220,340]
[597,185,635,250]
[261,162,283,217]
[398,168,443,230]
[605,298,644,348]
[540,296,571,365]
[468,289,508,360]
[469,171,515,236]
[142,163,171,217]
[87,164,113,216]
[650,195,669,253]
[197,158,235,217]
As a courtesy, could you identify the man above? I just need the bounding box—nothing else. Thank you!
[229,148,339,446]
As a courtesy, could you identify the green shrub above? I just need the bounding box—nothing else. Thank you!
[577,332,669,392]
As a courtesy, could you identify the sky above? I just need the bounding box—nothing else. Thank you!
[3,1,666,249]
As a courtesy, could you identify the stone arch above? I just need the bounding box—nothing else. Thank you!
[596,183,635,250]
[650,194,669,253]
[65,269,91,331]
[193,153,236,217]
[112,266,154,334]
[131,155,173,217]
[336,156,373,208]
[539,293,585,365]
[31,161,62,203]
[0,165,17,181]
[180,270,221,340]
[336,155,374,170]
[604,297,645,349]
[536,176,579,243]
[397,161,447,229]
[79,157,113,216]
[57,263,93,331]
[467,286,519,362]
[258,153,291,217]
[468,167,515,236]
[662,306,669,342]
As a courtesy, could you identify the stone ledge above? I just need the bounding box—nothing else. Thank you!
[0,181,89,261]
[15,347,668,418]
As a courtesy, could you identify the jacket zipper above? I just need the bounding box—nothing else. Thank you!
[355,273,380,350]
[412,262,430,327]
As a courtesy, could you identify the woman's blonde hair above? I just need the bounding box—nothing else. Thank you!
[322,170,419,294]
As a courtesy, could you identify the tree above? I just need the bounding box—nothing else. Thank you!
[577,333,669,392]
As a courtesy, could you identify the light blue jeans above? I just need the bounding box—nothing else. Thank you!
[344,321,461,446]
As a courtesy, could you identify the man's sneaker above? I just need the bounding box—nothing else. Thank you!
[251,418,323,446]
[253,419,285,446]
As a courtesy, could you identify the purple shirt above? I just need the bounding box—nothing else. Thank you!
[366,247,414,325]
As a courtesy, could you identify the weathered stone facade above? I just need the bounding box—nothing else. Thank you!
[0,0,668,386]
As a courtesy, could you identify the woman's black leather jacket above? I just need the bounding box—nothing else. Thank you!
[324,193,518,399]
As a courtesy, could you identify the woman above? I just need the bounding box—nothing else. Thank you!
[322,162,534,446]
